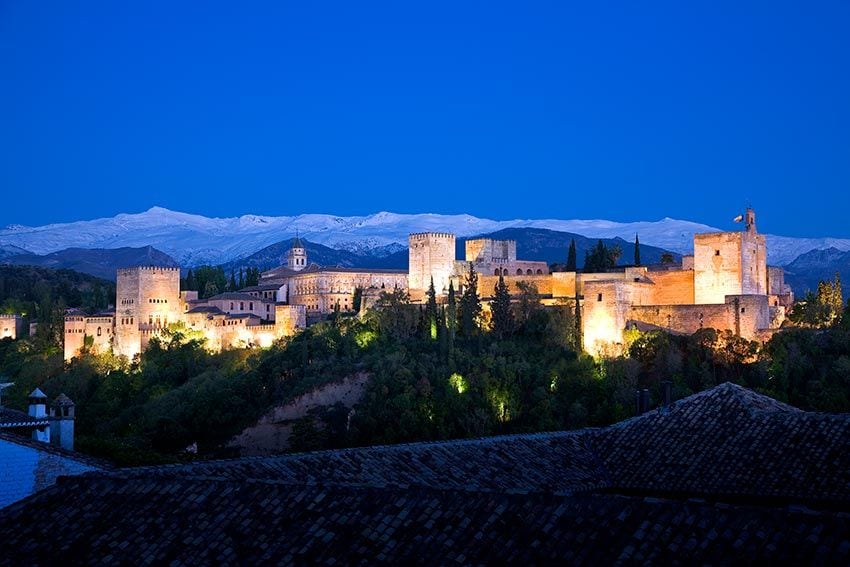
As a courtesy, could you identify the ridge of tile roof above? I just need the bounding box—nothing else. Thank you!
[112,429,605,495]
[0,406,48,429]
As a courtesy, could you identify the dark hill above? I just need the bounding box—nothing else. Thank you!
[3,246,177,281]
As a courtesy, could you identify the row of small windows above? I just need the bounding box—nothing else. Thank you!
[493,268,545,276]
[120,299,135,305]
[120,317,134,325]
[149,298,169,304]
[229,302,254,310]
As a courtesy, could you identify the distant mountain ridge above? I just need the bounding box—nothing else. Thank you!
[783,247,850,299]
[2,246,177,281]
[223,228,679,273]
[2,206,848,268]
[0,207,720,266]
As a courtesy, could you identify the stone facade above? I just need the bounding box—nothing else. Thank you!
[409,208,791,357]
[0,314,25,340]
[64,266,307,361]
[408,233,456,300]
[62,208,792,361]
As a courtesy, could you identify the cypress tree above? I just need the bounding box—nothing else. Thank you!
[634,234,641,266]
[229,270,237,292]
[491,274,513,339]
[459,263,481,337]
[446,280,457,348]
[426,277,439,340]
[566,239,577,272]
[185,269,195,291]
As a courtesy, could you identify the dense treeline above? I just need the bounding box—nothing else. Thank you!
[1,266,849,465]
[0,265,114,346]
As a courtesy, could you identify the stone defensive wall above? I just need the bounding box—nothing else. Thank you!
[643,270,695,305]
[477,274,554,299]
[629,295,770,341]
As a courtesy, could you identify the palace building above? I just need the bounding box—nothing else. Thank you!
[64,208,791,360]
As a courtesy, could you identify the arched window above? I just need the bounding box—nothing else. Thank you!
[536,269,543,275]
[526,269,533,275]
[516,269,523,275]
[494,269,500,275]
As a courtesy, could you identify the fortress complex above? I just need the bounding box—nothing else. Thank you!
[407,209,793,357]
[63,208,792,361]
[64,267,307,360]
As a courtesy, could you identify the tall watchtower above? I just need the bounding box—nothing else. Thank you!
[114,266,182,358]
[408,232,456,300]
[286,235,307,271]
[693,207,767,304]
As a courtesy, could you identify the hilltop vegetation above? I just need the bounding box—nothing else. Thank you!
[2,267,850,466]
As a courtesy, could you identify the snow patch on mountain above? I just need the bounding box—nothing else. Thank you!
[0,206,846,267]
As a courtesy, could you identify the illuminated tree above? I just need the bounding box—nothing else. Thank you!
[491,274,513,339]
[426,277,439,340]
[459,263,481,337]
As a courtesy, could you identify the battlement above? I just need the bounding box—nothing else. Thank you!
[116,266,180,277]
[409,232,455,241]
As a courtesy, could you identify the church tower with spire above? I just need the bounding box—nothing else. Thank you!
[286,234,307,271]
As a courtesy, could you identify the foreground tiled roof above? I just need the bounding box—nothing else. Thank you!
[0,406,47,429]
[114,430,606,495]
[595,383,850,504]
[2,478,848,565]
[1,383,849,564]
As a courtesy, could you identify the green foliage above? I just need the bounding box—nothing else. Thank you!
[490,275,513,339]
[789,273,844,328]
[583,240,621,272]
[566,239,577,272]
[4,263,850,467]
[459,263,482,338]
[193,266,227,299]
[425,277,439,340]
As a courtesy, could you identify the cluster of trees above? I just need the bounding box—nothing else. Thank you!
[789,273,844,328]
[182,266,263,299]
[0,266,115,347]
[3,261,850,465]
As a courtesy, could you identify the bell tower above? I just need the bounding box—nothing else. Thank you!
[287,234,307,271]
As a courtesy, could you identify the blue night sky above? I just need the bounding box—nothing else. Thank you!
[1,1,849,237]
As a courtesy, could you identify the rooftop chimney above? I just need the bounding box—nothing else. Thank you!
[640,389,650,414]
[49,393,75,451]
[27,388,49,443]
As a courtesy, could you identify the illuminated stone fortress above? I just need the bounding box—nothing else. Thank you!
[64,208,791,361]
[408,208,793,357]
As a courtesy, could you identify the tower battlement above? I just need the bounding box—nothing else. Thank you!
[409,232,455,241]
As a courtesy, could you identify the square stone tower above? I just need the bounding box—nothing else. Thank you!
[114,267,182,359]
[693,208,767,304]
[408,233,456,300]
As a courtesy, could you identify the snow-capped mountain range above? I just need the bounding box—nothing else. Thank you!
[1,207,848,267]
